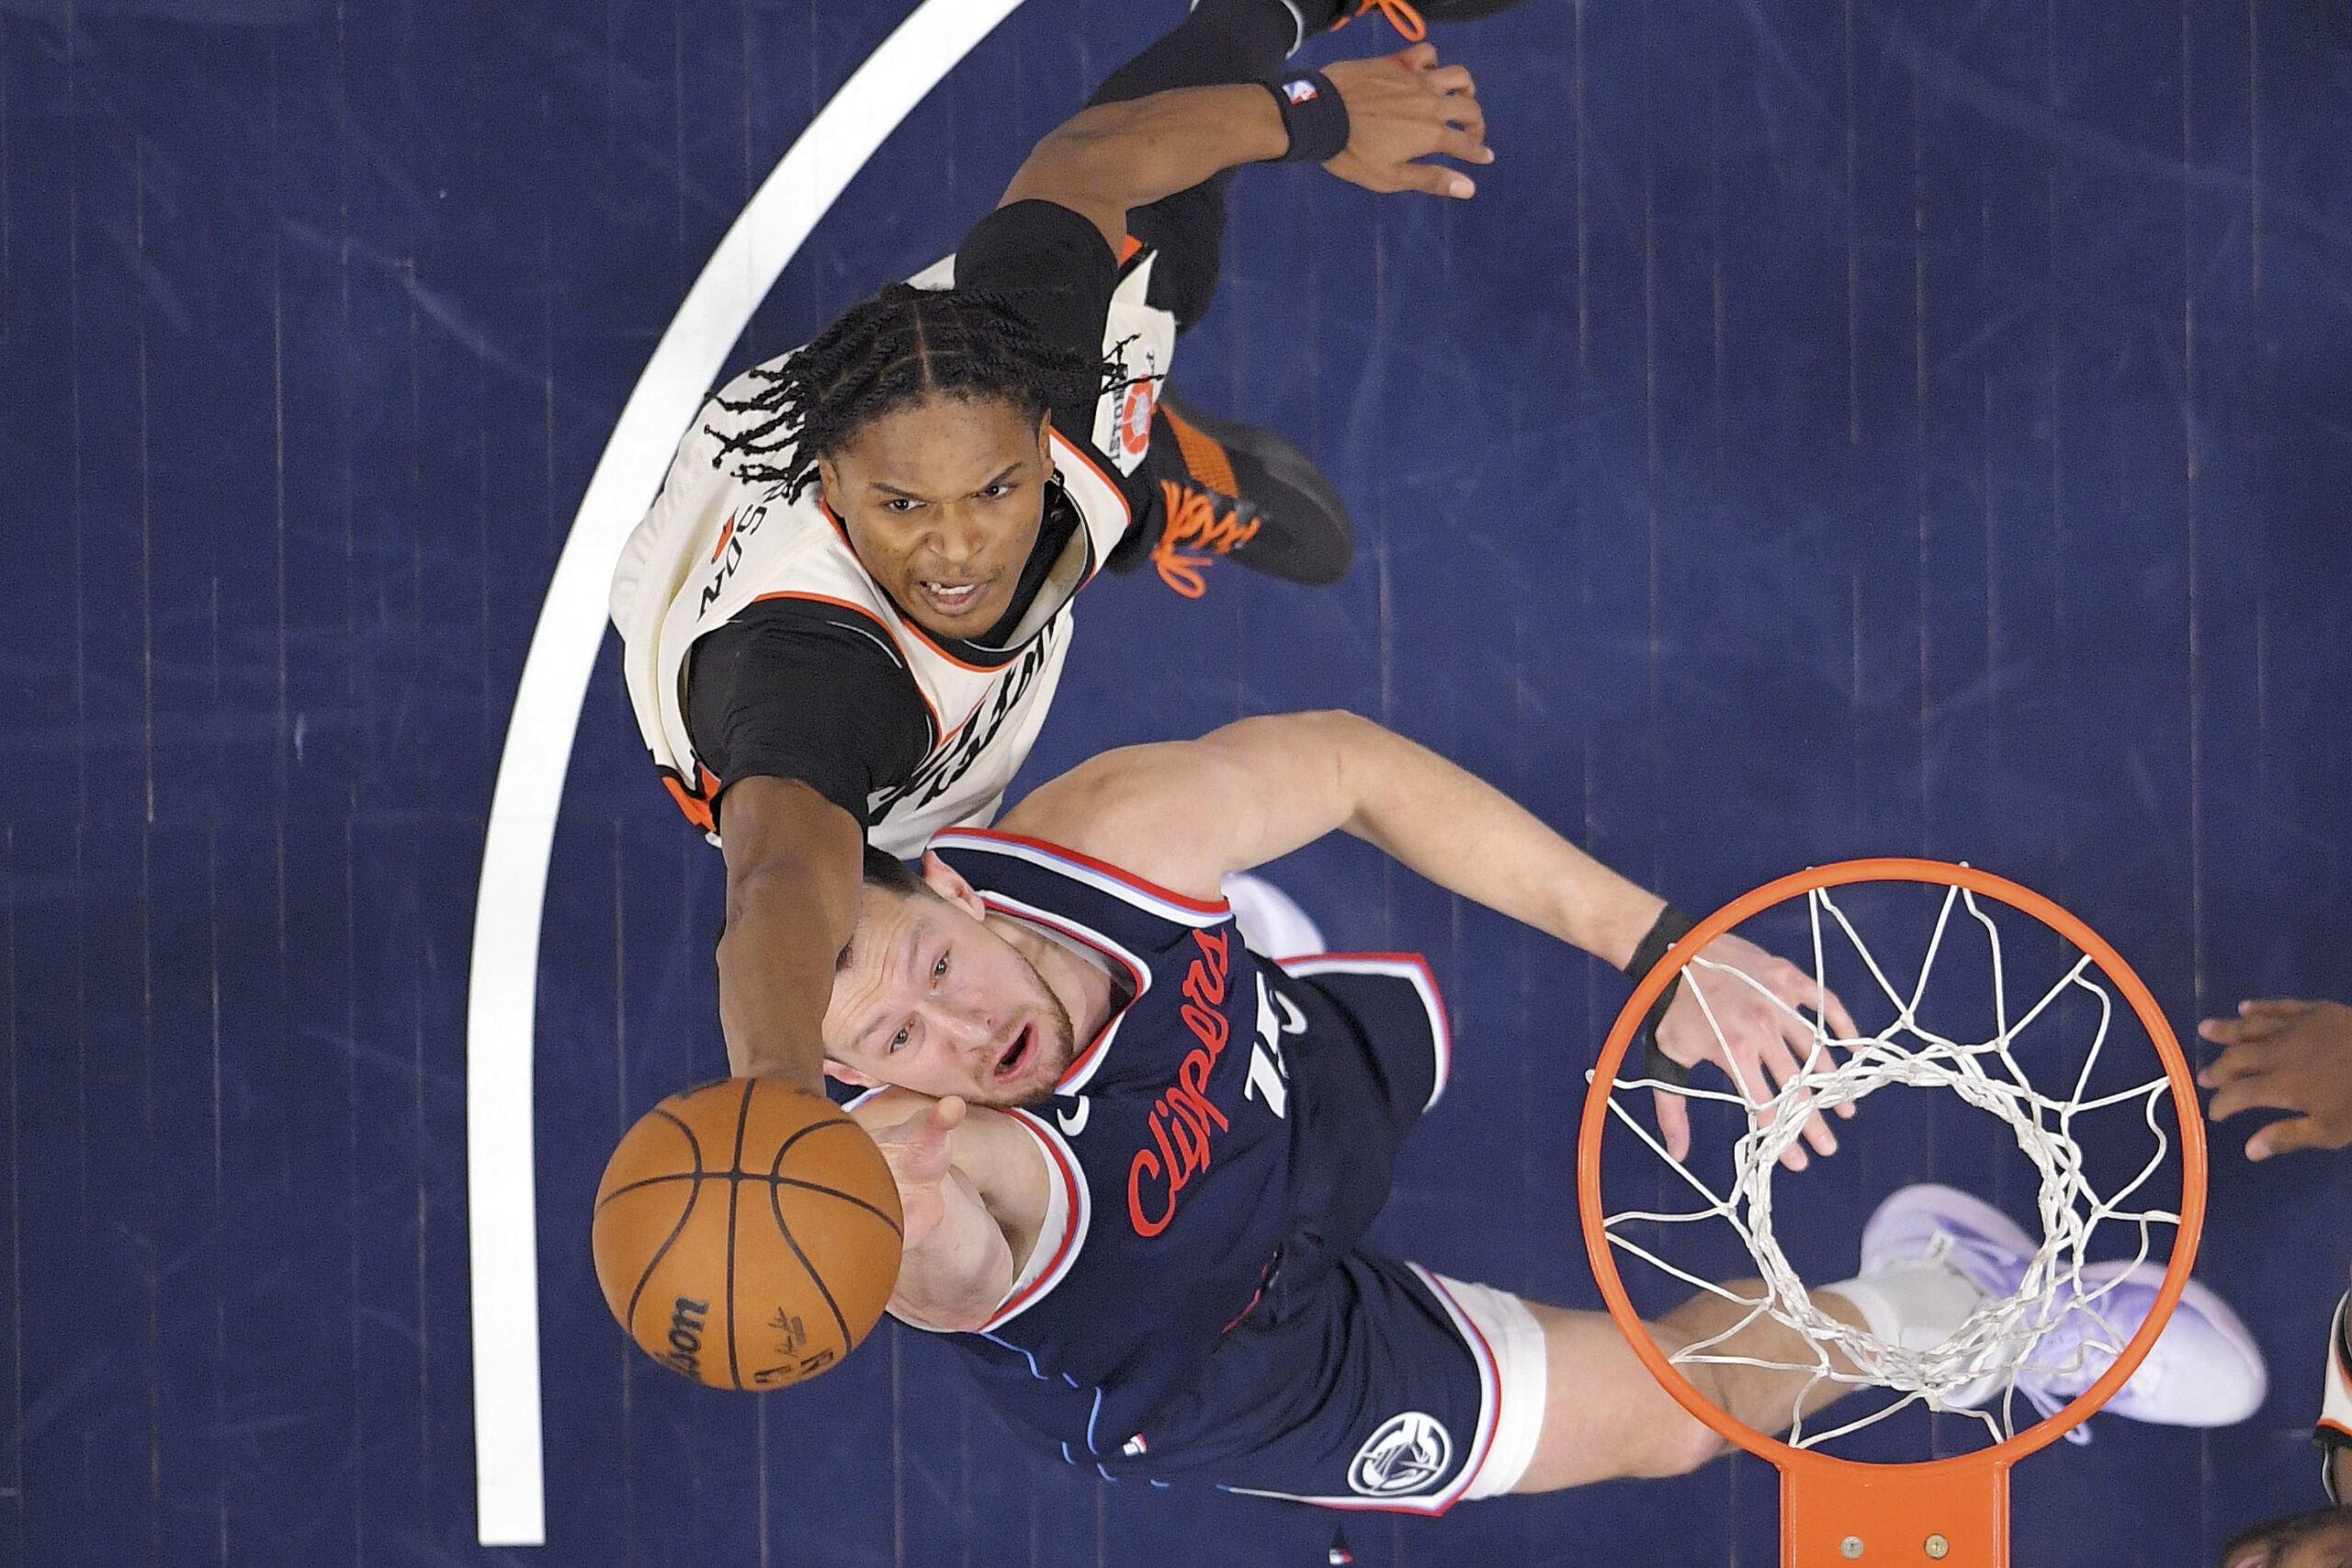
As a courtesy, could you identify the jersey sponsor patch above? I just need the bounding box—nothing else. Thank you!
[1346,1412,1453,1497]
[1114,376,1158,468]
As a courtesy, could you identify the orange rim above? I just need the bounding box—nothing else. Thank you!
[1574,857,2209,1486]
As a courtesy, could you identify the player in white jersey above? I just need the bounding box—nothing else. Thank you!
[610,0,1521,1091]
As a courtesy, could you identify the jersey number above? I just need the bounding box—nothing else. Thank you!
[1242,972,1303,1119]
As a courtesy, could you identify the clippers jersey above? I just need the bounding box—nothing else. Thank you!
[919,829,1450,1470]
[609,251,1176,856]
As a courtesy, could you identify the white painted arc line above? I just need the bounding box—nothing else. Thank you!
[464,0,1029,1545]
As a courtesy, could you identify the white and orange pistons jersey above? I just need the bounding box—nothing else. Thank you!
[608,253,1172,857]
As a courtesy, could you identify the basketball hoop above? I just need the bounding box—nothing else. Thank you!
[1575,859,2207,1567]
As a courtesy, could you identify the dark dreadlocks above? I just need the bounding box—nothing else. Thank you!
[707,283,1122,500]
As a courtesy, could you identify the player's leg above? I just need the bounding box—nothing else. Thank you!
[1080,0,1336,332]
[1071,0,1363,591]
[1109,0,1531,589]
[1511,1182,2269,1493]
[1505,1286,1873,1491]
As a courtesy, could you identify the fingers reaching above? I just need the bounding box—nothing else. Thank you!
[2197,1043,2264,1090]
[2200,998,2318,1044]
[1746,1030,1834,1168]
[1816,979,1860,1045]
[1389,161,1476,199]
[2205,1071,2298,1123]
[1319,44,1492,200]
[2247,1114,2324,1161]
[2197,998,2352,1157]
[1638,933,1865,1173]
[1651,1088,1692,1165]
[1772,989,1855,1122]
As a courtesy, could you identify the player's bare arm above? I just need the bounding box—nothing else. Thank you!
[715,777,865,1089]
[1001,709,1858,1161]
[1002,42,1494,252]
[851,1088,1049,1332]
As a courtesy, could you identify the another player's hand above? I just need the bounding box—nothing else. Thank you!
[1649,932,1859,1172]
[2198,998,2352,1160]
[1320,44,1492,199]
[864,1092,969,1250]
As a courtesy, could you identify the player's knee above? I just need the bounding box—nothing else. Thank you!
[1644,1408,1729,1479]
[1600,1410,1724,1483]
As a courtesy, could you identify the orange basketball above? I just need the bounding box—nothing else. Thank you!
[593,1077,903,1390]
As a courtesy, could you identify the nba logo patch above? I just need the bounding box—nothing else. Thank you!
[1283,78,1317,105]
[1345,1412,1451,1497]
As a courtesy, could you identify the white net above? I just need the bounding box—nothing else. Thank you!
[1593,880,2186,1450]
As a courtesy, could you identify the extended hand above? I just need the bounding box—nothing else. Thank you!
[1649,932,1859,1171]
[1320,44,1493,198]
[2198,998,2352,1159]
[865,1093,968,1249]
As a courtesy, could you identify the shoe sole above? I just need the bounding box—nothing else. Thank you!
[1157,387,1352,585]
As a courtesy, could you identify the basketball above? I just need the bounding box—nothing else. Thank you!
[593,1077,904,1391]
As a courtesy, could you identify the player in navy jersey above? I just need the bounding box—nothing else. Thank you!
[809,712,2261,1508]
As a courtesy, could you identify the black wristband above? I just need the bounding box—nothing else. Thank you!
[1261,71,1350,164]
[1623,903,1698,1088]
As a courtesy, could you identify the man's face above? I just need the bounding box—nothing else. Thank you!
[2218,1507,2352,1568]
[821,863,1076,1107]
[819,394,1056,641]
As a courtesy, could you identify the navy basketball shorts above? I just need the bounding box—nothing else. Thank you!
[1112,1247,1550,1511]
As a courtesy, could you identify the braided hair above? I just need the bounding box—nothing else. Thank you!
[707,283,1119,500]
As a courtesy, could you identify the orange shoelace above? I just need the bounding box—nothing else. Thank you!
[1334,0,1429,42]
[1151,479,1263,599]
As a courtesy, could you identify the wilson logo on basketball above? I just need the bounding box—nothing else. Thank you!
[661,1296,709,1381]
[1127,928,1237,1237]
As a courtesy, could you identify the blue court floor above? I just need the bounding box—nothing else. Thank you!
[6,0,2352,1563]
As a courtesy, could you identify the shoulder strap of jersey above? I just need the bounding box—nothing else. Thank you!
[930,829,1228,949]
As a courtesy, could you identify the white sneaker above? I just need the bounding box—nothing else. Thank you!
[1856,1183,2034,1412]
[2015,1259,2267,1429]
[1858,1184,2267,1434]
[1860,1183,2034,1303]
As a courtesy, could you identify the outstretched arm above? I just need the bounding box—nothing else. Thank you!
[1001,43,1494,252]
[850,1089,1049,1334]
[1001,711,1667,956]
[713,777,865,1090]
[999,710,1855,1163]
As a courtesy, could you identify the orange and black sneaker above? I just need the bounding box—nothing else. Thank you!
[1136,386,1353,599]
[1322,0,1529,43]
